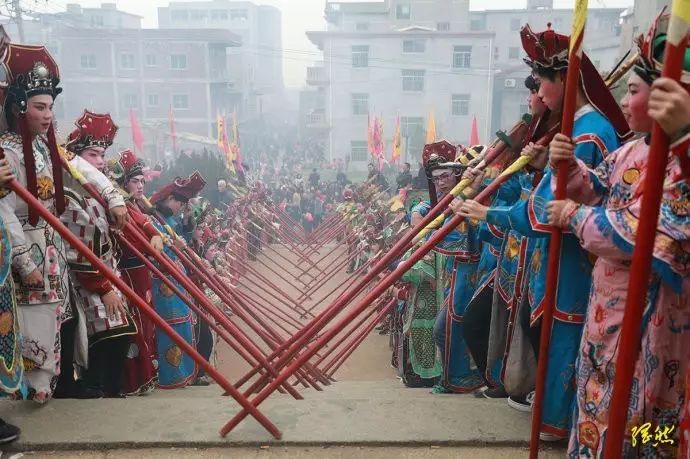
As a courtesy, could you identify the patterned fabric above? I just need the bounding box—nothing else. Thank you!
[61,187,136,344]
[399,250,443,383]
[151,214,196,388]
[565,139,690,457]
[0,213,24,397]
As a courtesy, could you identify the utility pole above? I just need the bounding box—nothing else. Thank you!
[12,0,24,42]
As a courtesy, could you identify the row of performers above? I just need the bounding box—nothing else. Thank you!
[380,15,690,457]
[0,42,274,442]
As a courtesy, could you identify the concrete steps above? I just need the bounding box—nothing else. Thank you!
[0,379,566,455]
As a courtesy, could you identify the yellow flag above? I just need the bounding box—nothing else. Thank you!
[392,116,402,163]
[216,114,225,149]
[426,112,436,144]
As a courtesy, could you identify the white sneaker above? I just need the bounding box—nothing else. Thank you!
[539,432,567,442]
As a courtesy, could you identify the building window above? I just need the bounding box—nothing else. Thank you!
[453,45,472,69]
[91,15,104,27]
[80,54,96,69]
[401,117,425,155]
[120,53,135,69]
[171,54,187,69]
[452,94,470,116]
[509,47,519,59]
[470,18,483,31]
[145,54,157,67]
[351,93,369,115]
[171,9,189,21]
[519,104,529,115]
[172,94,189,110]
[230,9,248,20]
[148,94,159,107]
[553,17,564,30]
[403,39,425,53]
[402,69,425,92]
[437,22,450,31]
[351,140,368,162]
[356,22,369,31]
[396,4,411,19]
[494,47,499,61]
[211,9,228,20]
[190,10,207,20]
[352,45,369,68]
[123,94,138,109]
[510,18,521,31]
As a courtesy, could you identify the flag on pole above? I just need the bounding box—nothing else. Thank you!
[169,105,177,154]
[391,116,401,164]
[129,108,144,153]
[217,113,235,173]
[469,115,480,145]
[230,111,243,172]
[425,111,436,144]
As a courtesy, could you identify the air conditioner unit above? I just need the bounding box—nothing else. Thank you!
[504,79,517,88]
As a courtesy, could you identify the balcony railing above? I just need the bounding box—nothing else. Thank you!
[306,111,329,129]
[306,66,328,86]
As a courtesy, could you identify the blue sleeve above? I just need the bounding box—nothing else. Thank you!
[494,173,522,206]
[486,200,548,238]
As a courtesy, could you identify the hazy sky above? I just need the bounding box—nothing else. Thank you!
[36,0,635,87]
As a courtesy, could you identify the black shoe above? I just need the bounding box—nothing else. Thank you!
[0,419,20,444]
[482,386,508,399]
[54,381,103,400]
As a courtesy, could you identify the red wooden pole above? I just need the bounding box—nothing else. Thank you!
[2,174,282,439]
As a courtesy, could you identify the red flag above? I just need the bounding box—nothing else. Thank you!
[129,108,144,153]
[469,116,480,146]
[169,105,177,154]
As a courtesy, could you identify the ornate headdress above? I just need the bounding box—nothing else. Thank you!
[634,7,690,88]
[65,110,118,153]
[110,149,146,186]
[521,23,570,71]
[150,171,206,205]
[422,140,457,173]
[3,44,64,225]
[520,23,632,141]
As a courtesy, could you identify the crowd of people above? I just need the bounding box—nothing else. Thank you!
[0,7,688,457]
[335,14,690,456]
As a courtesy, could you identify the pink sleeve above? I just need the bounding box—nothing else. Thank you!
[551,159,604,205]
[569,204,633,261]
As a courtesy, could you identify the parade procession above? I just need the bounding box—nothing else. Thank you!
[0,0,687,457]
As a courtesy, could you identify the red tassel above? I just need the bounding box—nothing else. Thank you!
[46,124,65,216]
[19,116,38,226]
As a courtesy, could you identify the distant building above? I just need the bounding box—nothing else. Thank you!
[619,0,671,58]
[158,1,284,121]
[306,0,495,169]
[1,3,240,161]
[470,0,624,134]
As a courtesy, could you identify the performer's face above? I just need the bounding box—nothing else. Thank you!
[126,175,146,199]
[536,73,564,112]
[24,94,54,136]
[431,168,454,195]
[621,74,653,134]
[79,147,106,172]
[528,90,547,116]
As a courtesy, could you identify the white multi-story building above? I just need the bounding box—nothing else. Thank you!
[306,0,495,169]
[471,0,624,134]
[158,1,283,119]
[306,0,626,170]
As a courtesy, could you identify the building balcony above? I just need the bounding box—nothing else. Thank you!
[306,111,329,130]
[306,66,329,86]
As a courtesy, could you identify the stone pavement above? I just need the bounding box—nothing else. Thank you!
[0,380,565,454]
